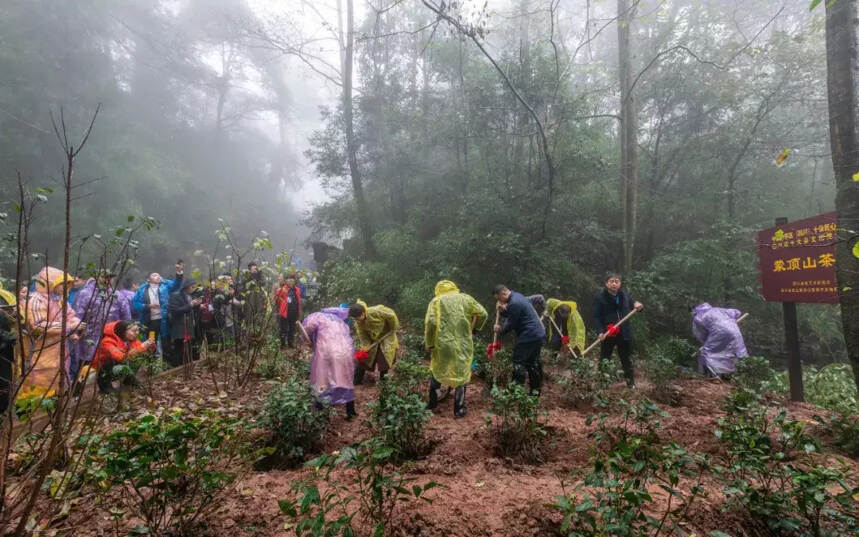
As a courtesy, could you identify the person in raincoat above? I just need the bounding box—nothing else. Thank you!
[132,262,184,355]
[301,307,357,419]
[691,303,748,377]
[71,270,132,380]
[19,266,84,402]
[545,298,586,356]
[424,280,488,418]
[347,300,399,385]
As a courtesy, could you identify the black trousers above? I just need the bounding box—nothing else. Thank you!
[512,340,544,396]
[600,338,634,386]
[353,347,390,385]
[168,338,198,368]
[279,316,298,348]
[427,377,466,417]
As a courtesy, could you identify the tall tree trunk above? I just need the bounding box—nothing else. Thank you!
[825,0,859,400]
[618,0,639,273]
[342,0,376,257]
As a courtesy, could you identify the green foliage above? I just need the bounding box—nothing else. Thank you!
[368,375,433,460]
[89,411,242,536]
[734,356,779,393]
[554,399,708,537]
[279,438,439,537]
[259,378,329,467]
[556,358,616,409]
[475,346,513,389]
[256,351,292,380]
[486,384,547,463]
[827,413,859,457]
[802,364,858,416]
[390,357,430,393]
[642,337,696,406]
[714,390,859,535]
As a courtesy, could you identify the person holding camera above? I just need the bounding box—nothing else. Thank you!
[167,279,202,367]
[132,261,184,357]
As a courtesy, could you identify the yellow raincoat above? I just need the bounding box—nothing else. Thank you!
[424,281,488,388]
[354,299,400,369]
[546,298,586,353]
[19,267,80,401]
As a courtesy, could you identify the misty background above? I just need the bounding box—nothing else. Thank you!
[0,0,842,362]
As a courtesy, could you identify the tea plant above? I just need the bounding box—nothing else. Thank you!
[555,358,615,409]
[487,383,547,463]
[734,355,779,393]
[643,337,697,406]
[259,378,329,467]
[279,438,439,537]
[89,411,243,536]
[368,376,433,460]
[553,399,709,537]
[476,347,513,389]
[715,390,859,536]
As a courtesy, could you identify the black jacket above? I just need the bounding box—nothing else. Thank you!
[168,291,196,340]
[593,288,635,341]
[499,290,547,345]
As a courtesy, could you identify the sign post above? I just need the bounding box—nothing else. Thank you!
[757,212,838,402]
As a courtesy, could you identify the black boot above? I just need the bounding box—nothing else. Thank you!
[427,377,441,410]
[345,400,357,420]
[354,363,366,386]
[453,385,467,418]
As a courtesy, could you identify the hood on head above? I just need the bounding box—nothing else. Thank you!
[434,280,459,296]
[36,267,74,295]
[322,307,349,321]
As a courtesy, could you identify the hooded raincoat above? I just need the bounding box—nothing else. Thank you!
[20,267,82,400]
[424,280,488,388]
[353,299,399,369]
[692,303,748,376]
[72,279,132,365]
[303,307,355,405]
[546,298,586,352]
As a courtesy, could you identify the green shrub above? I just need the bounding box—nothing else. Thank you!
[734,355,779,393]
[554,399,708,537]
[803,363,858,416]
[390,357,430,393]
[476,346,513,389]
[90,411,242,536]
[256,352,290,380]
[369,376,433,460]
[829,413,859,457]
[556,358,615,409]
[487,384,547,463]
[642,337,696,406]
[715,390,858,535]
[279,438,439,537]
[259,378,329,467]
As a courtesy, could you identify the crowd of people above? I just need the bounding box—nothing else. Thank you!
[0,263,748,420]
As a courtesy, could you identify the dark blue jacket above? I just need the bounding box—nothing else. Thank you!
[593,288,634,341]
[499,290,546,345]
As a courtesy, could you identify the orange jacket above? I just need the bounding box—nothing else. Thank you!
[93,321,145,370]
[274,284,302,318]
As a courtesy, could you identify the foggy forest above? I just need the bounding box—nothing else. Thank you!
[1,0,859,535]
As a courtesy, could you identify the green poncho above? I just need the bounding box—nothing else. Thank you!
[424,280,488,388]
[546,298,586,353]
[354,299,400,369]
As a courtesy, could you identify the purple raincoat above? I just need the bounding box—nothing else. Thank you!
[72,279,132,364]
[302,307,355,405]
[692,303,748,376]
